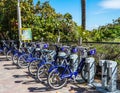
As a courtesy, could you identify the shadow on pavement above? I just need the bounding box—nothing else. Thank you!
[3,63,19,70]
[13,75,29,78]
[14,80,37,85]
[15,80,23,83]
[68,80,101,93]
[68,85,101,93]
[69,86,86,93]
[3,64,14,66]
[0,58,7,61]
[28,86,54,92]
[27,80,54,92]
[4,67,18,70]
[22,80,38,84]
[0,56,8,61]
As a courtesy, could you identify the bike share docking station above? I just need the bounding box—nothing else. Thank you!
[76,56,96,85]
[93,60,120,93]
[85,57,95,84]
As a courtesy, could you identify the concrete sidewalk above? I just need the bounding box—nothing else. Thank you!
[0,56,100,93]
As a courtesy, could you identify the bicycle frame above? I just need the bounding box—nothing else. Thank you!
[37,50,57,68]
[49,48,96,80]
[49,57,86,80]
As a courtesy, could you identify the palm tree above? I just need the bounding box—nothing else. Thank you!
[81,0,86,30]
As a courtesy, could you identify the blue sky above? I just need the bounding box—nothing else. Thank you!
[34,0,120,30]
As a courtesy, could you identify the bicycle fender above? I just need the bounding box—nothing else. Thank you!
[27,58,40,62]
[48,66,66,74]
[48,66,58,73]
[0,49,3,53]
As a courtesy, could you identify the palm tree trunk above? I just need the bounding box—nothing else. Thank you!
[81,0,86,30]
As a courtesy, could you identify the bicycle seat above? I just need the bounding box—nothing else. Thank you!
[58,52,68,59]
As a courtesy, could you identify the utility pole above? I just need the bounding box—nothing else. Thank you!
[81,0,86,30]
[17,0,22,47]
[17,0,22,41]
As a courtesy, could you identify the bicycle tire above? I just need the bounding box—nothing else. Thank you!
[17,54,29,68]
[47,68,67,89]
[37,63,52,82]
[6,50,13,61]
[81,62,96,82]
[28,60,39,76]
[12,54,18,65]
[3,47,7,55]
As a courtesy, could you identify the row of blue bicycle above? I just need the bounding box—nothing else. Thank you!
[0,40,96,89]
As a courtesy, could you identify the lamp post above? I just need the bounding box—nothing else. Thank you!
[17,0,22,47]
[17,0,22,41]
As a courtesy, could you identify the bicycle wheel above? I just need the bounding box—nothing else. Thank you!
[17,54,29,68]
[3,47,7,55]
[37,63,52,82]
[12,54,18,65]
[47,68,67,89]
[6,50,13,61]
[81,62,96,82]
[28,60,39,76]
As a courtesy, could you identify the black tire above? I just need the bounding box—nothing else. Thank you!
[37,63,52,82]
[17,54,29,68]
[28,60,39,76]
[47,68,67,89]
[6,50,13,61]
[12,54,18,65]
[81,62,96,82]
[3,47,7,55]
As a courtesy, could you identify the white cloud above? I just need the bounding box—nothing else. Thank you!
[87,24,99,30]
[94,9,107,15]
[99,0,120,9]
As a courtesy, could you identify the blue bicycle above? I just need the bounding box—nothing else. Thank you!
[0,40,10,55]
[47,46,96,89]
[6,40,19,61]
[17,42,38,68]
[12,42,32,65]
[36,45,71,82]
[28,43,52,76]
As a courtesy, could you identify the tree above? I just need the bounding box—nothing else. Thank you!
[0,0,80,41]
[0,0,18,39]
[90,17,120,41]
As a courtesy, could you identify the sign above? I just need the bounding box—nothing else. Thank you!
[21,28,32,40]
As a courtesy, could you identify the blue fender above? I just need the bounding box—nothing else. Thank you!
[48,66,58,73]
[0,49,3,53]
[26,57,40,63]
[37,60,46,67]
[48,66,66,74]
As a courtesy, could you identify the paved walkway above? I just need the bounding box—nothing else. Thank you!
[0,56,101,93]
